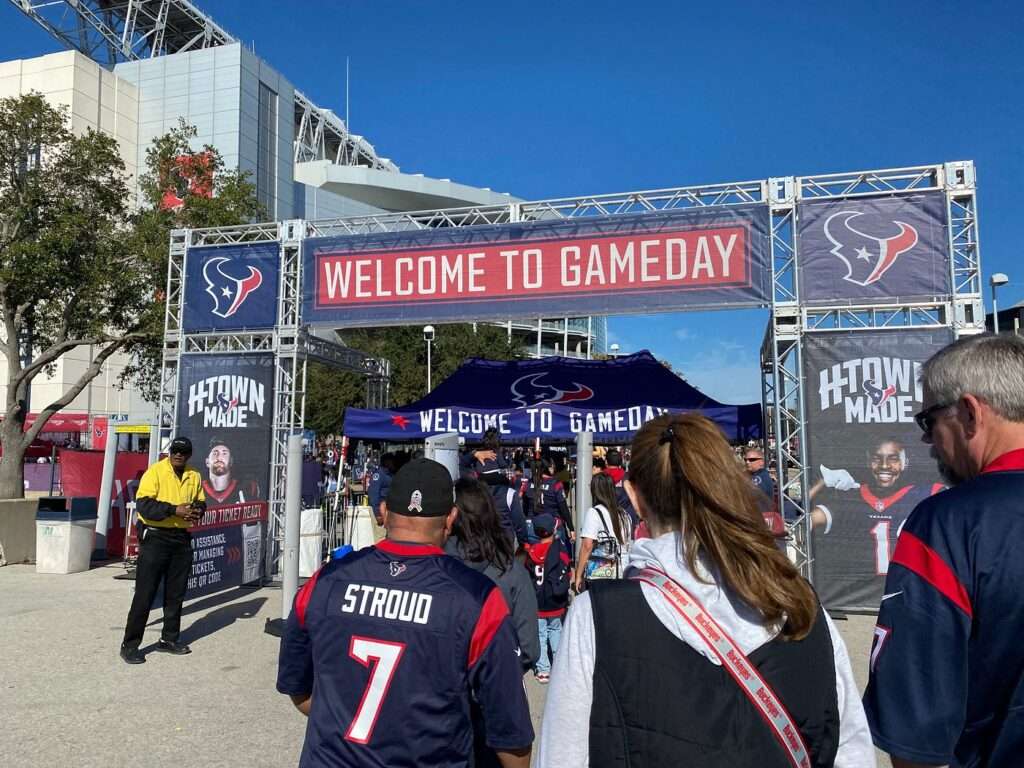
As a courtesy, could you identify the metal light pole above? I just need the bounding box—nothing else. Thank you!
[423,325,435,391]
[609,343,620,358]
[991,273,1009,334]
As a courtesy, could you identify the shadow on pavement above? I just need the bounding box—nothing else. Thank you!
[145,585,263,628]
[180,596,267,645]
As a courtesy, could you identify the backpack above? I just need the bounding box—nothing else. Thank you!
[585,504,631,581]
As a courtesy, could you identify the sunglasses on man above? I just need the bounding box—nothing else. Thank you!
[744,456,763,463]
[914,402,954,437]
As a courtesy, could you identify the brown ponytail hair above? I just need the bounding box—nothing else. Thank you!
[628,413,817,640]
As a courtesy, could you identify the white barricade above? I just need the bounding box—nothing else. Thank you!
[299,507,322,577]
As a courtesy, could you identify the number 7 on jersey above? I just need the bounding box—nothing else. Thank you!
[344,636,406,744]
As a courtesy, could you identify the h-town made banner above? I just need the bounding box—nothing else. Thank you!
[303,207,771,326]
[802,328,952,612]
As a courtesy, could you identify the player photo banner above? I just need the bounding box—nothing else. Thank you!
[802,328,952,612]
[797,192,951,304]
[302,206,771,326]
[182,243,281,332]
[176,353,275,508]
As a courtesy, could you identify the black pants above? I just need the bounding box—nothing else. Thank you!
[122,526,192,648]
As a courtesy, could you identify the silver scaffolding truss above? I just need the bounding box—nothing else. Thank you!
[760,161,984,576]
[157,222,390,577]
[167,161,982,581]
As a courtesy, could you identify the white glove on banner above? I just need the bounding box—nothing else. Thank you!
[820,465,860,491]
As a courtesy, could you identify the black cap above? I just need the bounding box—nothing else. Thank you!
[532,513,556,538]
[168,436,193,455]
[385,458,455,517]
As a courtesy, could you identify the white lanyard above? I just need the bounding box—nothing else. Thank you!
[633,567,812,768]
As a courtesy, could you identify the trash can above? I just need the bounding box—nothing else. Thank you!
[35,497,97,574]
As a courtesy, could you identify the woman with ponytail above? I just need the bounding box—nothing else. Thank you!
[538,414,874,768]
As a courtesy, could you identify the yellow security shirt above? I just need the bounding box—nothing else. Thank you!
[136,457,206,529]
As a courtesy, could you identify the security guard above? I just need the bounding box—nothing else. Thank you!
[120,436,206,664]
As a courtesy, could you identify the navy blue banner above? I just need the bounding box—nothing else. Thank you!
[183,243,280,332]
[343,351,761,442]
[176,354,275,506]
[797,192,950,304]
[303,207,771,326]
[803,328,953,612]
[186,502,267,600]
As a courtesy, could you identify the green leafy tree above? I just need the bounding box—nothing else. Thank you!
[0,93,145,497]
[120,120,264,399]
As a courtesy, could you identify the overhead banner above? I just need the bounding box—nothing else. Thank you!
[803,328,952,612]
[176,354,275,506]
[797,192,951,304]
[183,243,281,332]
[303,207,772,326]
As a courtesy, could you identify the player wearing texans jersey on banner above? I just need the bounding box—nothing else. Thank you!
[277,458,533,768]
[808,436,943,605]
[864,335,1024,768]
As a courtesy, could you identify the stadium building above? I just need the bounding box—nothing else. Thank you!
[0,0,607,447]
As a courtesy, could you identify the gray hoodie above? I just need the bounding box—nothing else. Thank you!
[444,537,540,672]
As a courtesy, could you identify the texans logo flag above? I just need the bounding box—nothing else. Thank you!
[182,243,280,333]
[797,192,950,302]
[823,212,918,287]
[510,373,594,408]
[203,257,263,318]
[862,379,897,407]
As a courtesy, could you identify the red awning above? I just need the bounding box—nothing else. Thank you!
[21,412,90,433]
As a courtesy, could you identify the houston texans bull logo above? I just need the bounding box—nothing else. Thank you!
[216,392,239,414]
[863,379,897,407]
[510,373,594,408]
[203,257,264,318]
[823,211,919,287]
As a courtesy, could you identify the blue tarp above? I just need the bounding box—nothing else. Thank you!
[343,350,761,443]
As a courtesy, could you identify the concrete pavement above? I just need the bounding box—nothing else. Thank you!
[0,562,888,767]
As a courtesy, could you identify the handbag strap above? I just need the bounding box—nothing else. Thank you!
[633,567,811,768]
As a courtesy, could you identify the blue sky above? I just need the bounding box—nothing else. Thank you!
[2,0,1022,403]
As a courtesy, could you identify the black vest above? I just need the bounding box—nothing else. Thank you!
[588,580,840,768]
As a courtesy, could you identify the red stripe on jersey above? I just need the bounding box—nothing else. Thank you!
[891,531,972,618]
[295,567,324,629]
[375,539,445,556]
[467,588,510,668]
[860,484,914,512]
[981,448,1024,474]
[559,551,571,565]
[538,607,566,618]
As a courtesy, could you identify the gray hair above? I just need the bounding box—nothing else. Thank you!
[920,334,1024,422]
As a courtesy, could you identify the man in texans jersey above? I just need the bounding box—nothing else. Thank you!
[864,334,1024,768]
[202,437,258,505]
[277,458,533,768]
[808,436,943,608]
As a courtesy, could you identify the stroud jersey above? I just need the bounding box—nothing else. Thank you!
[864,451,1024,768]
[277,539,533,768]
[812,482,941,609]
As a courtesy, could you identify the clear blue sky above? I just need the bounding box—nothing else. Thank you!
[2,0,1021,403]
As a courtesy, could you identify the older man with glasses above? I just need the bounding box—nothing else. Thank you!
[864,334,1024,768]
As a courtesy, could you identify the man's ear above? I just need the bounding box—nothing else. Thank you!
[960,393,985,438]
[445,507,459,536]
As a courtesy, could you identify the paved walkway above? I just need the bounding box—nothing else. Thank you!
[0,563,888,767]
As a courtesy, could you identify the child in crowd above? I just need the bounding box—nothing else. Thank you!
[524,513,572,684]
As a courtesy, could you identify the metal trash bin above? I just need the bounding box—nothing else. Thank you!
[35,497,97,574]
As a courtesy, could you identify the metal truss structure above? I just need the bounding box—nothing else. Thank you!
[760,161,984,577]
[158,224,390,577]
[168,162,982,583]
[8,0,397,172]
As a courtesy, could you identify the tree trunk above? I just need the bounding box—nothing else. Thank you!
[0,424,27,499]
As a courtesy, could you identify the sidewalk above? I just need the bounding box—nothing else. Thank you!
[0,563,888,767]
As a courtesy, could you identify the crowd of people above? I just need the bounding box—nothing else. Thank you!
[267,333,1024,766]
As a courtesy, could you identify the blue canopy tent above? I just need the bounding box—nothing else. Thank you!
[343,350,762,444]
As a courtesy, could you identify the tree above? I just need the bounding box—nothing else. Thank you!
[302,324,521,436]
[0,93,143,498]
[120,120,264,400]
[0,102,262,499]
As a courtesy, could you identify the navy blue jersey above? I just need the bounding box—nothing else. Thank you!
[366,468,391,509]
[812,481,941,609]
[864,452,1024,767]
[523,477,573,532]
[277,539,533,768]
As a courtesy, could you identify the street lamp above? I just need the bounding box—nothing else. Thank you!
[609,343,620,358]
[991,273,1010,334]
[423,325,435,391]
